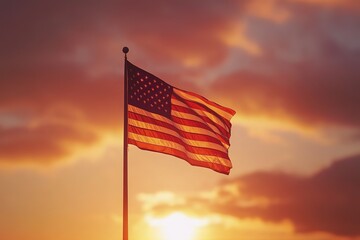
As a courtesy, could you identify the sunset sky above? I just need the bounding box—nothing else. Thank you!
[1,0,360,240]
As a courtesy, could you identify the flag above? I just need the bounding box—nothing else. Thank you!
[126,60,236,174]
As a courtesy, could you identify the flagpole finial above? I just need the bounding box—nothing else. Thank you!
[123,47,129,54]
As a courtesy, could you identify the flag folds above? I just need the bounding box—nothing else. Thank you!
[126,60,236,174]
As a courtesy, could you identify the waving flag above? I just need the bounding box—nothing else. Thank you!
[126,60,235,174]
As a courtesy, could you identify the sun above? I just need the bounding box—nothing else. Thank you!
[147,212,207,240]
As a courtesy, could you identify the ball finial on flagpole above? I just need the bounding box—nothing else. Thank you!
[123,47,129,54]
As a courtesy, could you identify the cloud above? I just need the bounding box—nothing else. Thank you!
[208,2,360,131]
[223,155,360,236]
[211,57,360,129]
[0,63,122,165]
[289,0,360,10]
[0,123,97,164]
[0,0,259,69]
[141,155,360,237]
[246,0,291,23]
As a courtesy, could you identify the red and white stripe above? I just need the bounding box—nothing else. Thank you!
[128,88,235,174]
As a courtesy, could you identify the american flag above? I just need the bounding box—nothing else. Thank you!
[126,60,236,174]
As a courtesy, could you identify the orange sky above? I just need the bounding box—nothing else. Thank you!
[1,0,360,240]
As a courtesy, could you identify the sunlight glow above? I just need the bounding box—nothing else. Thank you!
[147,212,208,240]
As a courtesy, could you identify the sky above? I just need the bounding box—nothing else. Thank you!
[1,0,360,240]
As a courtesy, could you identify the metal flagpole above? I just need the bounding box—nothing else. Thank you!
[122,46,129,240]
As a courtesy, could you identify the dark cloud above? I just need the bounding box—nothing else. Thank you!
[224,155,360,236]
[0,0,244,69]
[211,54,360,128]
[0,64,122,164]
[148,155,360,237]
[209,2,360,129]
[289,0,360,10]
[1,65,122,127]
[0,123,97,164]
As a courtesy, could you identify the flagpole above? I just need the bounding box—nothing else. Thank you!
[122,46,129,240]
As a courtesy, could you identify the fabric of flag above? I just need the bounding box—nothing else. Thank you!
[126,60,236,174]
